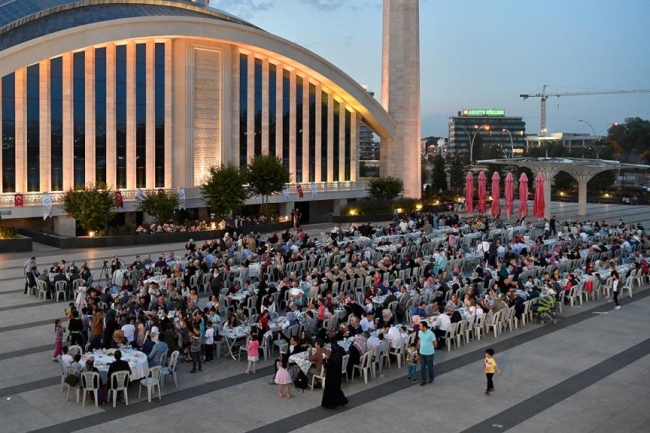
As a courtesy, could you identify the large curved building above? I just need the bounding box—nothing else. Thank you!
[0,0,419,234]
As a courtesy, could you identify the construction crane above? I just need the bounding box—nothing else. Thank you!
[520,85,650,136]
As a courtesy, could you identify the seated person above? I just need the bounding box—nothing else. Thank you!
[147,329,169,367]
[307,339,330,384]
[107,350,132,390]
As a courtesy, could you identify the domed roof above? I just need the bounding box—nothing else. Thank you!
[0,0,256,40]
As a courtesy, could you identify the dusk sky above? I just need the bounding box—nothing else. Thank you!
[211,0,650,138]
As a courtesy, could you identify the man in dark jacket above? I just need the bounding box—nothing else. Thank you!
[107,350,132,389]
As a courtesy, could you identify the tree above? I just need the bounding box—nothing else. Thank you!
[247,154,290,215]
[608,117,650,162]
[366,176,404,201]
[61,183,116,233]
[421,162,430,186]
[430,153,447,192]
[201,163,250,219]
[137,190,180,224]
[448,153,465,193]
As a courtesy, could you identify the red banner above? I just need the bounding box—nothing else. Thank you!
[297,184,304,199]
[115,191,124,208]
[14,193,23,207]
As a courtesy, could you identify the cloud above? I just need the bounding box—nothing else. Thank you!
[209,0,275,19]
[299,0,347,12]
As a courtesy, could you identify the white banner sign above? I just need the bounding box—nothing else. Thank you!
[310,183,317,198]
[136,189,144,202]
[178,188,186,210]
[42,193,52,220]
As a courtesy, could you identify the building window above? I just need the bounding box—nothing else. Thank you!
[254,58,262,156]
[154,43,165,188]
[345,109,351,181]
[73,51,85,187]
[26,64,40,191]
[282,69,290,170]
[239,54,247,168]
[320,90,328,182]
[95,47,107,184]
[115,45,127,189]
[1,73,15,193]
[50,57,63,191]
[308,83,316,183]
[333,99,340,182]
[135,44,146,188]
[295,76,303,182]
[269,63,276,156]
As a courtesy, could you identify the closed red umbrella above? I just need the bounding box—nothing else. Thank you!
[518,172,529,218]
[533,171,546,219]
[491,171,501,217]
[465,172,474,214]
[504,172,514,218]
[478,171,487,214]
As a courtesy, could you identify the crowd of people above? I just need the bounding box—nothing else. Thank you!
[38,211,648,405]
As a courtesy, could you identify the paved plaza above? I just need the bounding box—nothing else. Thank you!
[1,202,649,433]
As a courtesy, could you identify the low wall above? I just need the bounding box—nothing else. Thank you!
[19,221,292,249]
[0,235,33,253]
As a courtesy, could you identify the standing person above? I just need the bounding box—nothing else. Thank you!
[274,353,293,398]
[204,320,215,363]
[189,326,202,373]
[483,348,502,395]
[68,310,84,348]
[24,256,37,294]
[417,321,437,386]
[405,343,419,383]
[612,270,621,310]
[321,338,348,409]
[52,319,66,361]
[244,330,259,374]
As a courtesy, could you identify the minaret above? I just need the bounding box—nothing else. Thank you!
[380,0,421,198]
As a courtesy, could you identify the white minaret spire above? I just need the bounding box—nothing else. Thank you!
[380,0,421,198]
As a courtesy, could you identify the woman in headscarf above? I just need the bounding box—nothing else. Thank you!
[321,337,349,409]
[347,333,367,380]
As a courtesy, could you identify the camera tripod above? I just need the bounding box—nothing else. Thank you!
[97,261,111,285]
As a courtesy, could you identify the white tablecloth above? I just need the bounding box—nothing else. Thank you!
[82,349,149,381]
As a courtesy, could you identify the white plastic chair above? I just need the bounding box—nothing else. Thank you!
[81,371,101,407]
[108,371,130,407]
[68,345,83,357]
[443,322,459,351]
[387,338,405,369]
[622,276,634,298]
[352,350,373,384]
[310,365,326,390]
[36,280,49,301]
[65,367,80,403]
[341,354,350,386]
[485,310,502,338]
[160,350,179,390]
[55,280,68,302]
[139,366,162,402]
[473,314,485,341]
[58,356,67,392]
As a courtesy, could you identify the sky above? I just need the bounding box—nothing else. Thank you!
[210,0,650,138]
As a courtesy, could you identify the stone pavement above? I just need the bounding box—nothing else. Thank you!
[0,203,649,433]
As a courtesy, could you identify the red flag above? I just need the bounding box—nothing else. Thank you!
[115,191,124,208]
[14,193,23,207]
[297,184,304,199]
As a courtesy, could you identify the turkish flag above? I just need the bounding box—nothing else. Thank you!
[297,184,304,199]
[115,191,124,208]
[14,193,23,207]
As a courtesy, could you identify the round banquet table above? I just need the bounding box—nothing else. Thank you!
[81,348,149,382]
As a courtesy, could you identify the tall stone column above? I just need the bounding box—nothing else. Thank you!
[380,0,421,198]
[577,181,588,217]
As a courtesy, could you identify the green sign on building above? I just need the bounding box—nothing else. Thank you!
[463,109,505,117]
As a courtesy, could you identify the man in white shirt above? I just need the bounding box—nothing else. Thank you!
[121,317,136,345]
[365,331,381,351]
[431,310,451,346]
[384,323,401,349]
[360,313,376,332]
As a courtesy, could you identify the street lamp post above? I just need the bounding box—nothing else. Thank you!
[578,119,598,158]
[502,128,514,158]
[460,125,488,164]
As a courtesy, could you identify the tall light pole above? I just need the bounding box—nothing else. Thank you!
[579,119,598,158]
[502,128,514,158]
[460,125,489,164]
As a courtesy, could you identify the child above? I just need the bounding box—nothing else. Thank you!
[275,353,293,398]
[483,348,502,395]
[245,330,260,374]
[52,319,66,361]
[405,343,419,383]
[204,320,215,363]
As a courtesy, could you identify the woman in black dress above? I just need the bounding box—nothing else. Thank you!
[321,337,348,409]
